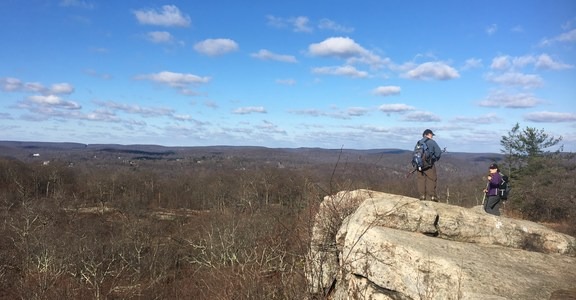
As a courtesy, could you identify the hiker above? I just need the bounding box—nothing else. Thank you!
[416,129,442,201]
[483,163,502,216]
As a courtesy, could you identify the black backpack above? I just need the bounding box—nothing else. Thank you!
[412,139,432,172]
[498,172,511,200]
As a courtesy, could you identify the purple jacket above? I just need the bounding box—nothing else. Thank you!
[487,172,502,196]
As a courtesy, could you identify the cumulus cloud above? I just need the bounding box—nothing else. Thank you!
[402,111,441,122]
[26,95,81,109]
[373,86,401,96]
[478,91,541,108]
[0,77,74,95]
[404,62,460,80]
[308,37,389,69]
[135,71,210,95]
[194,38,238,56]
[311,65,368,78]
[490,55,511,71]
[378,103,415,113]
[251,49,298,63]
[308,37,368,59]
[490,54,572,71]
[136,71,210,87]
[346,107,370,116]
[524,111,576,123]
[233,106,267,114]
[485,72,543,89]
[133,5,190,27]
[535,54,573,70]
[49,83,74,95]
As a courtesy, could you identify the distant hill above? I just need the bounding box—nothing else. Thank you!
[0,140,504,170]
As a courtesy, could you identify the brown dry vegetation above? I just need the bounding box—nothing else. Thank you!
[0,144,573,299]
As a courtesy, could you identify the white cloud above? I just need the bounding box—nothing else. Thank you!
[27,95,81,109]
[535,54,573,70]
[346,107,369,116]
[133,5,191,27]
[491,54,572,71]
[308,37,367,58]
[135,71,211,92]
[373,86,401,96]
[233,106,267,114]
[524,111,576,123]
[49,83,74,95]
[405,62,460,80]
[146,31,173,43]
[402,111,441,122]
[311,65,368,78]
[478,91,541,108]
[308,37,389,69]
[485,72,543,89]
[378,103,415,113]
[490,55,511,71]
[251,49,298,63]
[194,38,238,56]
[1,77,23,91]
[0,77,74,95]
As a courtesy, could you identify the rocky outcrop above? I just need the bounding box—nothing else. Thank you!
[306,190,576,300]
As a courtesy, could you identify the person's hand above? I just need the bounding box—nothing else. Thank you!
[487,175,492,181]
[483,189,488,193]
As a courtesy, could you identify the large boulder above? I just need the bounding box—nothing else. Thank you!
[306,190,576,300]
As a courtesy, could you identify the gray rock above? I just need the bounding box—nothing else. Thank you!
[306,189,576,300]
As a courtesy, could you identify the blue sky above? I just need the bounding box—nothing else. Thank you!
[1,0,575,153]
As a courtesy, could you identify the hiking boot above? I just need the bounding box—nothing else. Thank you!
[419,195,426,200]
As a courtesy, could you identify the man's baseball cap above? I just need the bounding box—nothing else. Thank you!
[489,163,499,169]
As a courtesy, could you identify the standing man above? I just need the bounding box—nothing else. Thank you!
[416,129,442,201]
[483,163,502,216]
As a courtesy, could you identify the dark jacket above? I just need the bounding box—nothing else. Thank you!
[419,137,442,163]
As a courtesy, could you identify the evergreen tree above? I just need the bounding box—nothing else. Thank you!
[500,123,576,229]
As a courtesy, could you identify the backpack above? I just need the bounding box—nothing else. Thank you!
[412,139,432,172]
[498,172,511,200]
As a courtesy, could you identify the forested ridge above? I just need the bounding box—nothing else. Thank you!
[0,138,573,299]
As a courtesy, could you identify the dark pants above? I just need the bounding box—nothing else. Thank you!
[484,195,501,216]
[416,164,437,199]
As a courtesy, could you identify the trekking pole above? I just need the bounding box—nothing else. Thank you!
[405,167,418,178]
[481,181,489,205]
